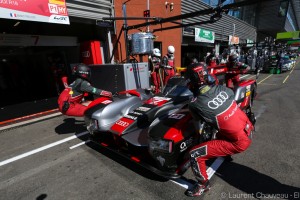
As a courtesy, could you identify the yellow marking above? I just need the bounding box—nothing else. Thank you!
[258,74,273,85]
[69,91,73,95]
[246,91,251,97]
[248,75,257,79]
[284,62,297,83]
[283,75,289,84]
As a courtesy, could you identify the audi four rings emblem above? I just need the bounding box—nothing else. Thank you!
[116,120,129,127]
[208,91,229,109]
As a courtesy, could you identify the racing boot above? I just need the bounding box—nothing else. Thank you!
[185,180,210,197]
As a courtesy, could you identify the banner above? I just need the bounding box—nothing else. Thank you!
[276,31,300,39]
[246,39,254,47]
[229,35,239,45]
[195,28,215,43]
[0,0,69,24]
[287,40,300,47]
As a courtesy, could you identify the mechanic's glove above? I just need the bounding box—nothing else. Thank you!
[100,90,112,98]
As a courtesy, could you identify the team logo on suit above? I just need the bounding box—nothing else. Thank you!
[208,91,229,109]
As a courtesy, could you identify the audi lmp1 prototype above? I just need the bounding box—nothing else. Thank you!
[83,73,256,178]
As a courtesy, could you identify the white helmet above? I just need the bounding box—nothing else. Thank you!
[152,48,161,57]
[167,45,175,54]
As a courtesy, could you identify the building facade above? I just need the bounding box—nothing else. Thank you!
[181,0,257,66]
[113,0,182,66]
[112,0,259,68]
[213,0,300,42]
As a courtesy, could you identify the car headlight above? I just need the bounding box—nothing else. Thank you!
[149,139,173,153]
[87,118,99,133]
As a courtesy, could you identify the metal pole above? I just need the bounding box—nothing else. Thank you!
[122,1,131,62]
[233,23,235,37]
[107,30,114,63]
[147,0,150,32]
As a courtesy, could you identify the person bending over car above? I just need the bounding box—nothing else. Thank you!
[225,53,250,89]
[58,63,112,117]
[184,63,254,197]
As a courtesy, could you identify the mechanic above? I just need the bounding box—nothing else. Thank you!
[205,49,218,67]
[161,45,176,85]
[225,53,249,88]
[58,63,112,117]
[184,63,253,197]
[149,48,162,94]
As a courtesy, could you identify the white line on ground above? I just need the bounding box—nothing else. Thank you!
[171,157,225,189]
[0,131,89,167]
[258,74,273,84]
[69,140,90,149]
[170,178,194,189]
[207,157,225,179]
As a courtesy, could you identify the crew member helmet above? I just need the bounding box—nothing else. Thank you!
[167,45,175,54]
[74,63,91,79]
[185,62,208,89]
[229,54,238,64]
[152,48,161,57]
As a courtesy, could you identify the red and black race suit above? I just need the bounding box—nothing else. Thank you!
[150,56,162,94]
[225,62,248,88]
[58,78,105,117]
[188,85,253,183]
[162,54,175,85]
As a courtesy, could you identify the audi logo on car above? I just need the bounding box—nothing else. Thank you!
[116,120,129,127]
[208,91,229,109]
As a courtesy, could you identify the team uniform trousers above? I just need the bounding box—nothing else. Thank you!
[189,128,251,182]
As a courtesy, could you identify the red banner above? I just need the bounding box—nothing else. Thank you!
[0,0,69,24]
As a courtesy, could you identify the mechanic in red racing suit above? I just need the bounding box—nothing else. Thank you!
[58,63,112,117]
[162,45,176,86]
[184,63,254,197]
[225,54,250,89]
[149,48,162,94]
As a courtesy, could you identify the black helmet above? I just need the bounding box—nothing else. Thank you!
[229,54,238,63]
[185,62,208,89]
[74,63,91,79]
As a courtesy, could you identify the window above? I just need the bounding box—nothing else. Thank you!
[222,0,234,5]
[278,0,289,17]
[202,0,222,7]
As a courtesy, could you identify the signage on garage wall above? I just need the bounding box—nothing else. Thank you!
[276,31,300,39]
[0,0,69,24]
[0,33,77,46]
[195,28,215,43]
